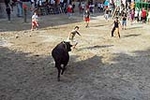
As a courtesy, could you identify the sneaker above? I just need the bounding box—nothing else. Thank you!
[86,26,89,28]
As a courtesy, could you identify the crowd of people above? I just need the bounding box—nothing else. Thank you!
[2,0,150,39]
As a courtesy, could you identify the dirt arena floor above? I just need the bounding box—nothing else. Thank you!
[1,13,150,100]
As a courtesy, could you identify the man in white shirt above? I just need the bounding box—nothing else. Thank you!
[31,12,39,31]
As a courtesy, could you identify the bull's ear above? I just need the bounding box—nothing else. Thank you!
[70,44,73,47]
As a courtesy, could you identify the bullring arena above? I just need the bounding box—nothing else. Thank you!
[1,11,150,100]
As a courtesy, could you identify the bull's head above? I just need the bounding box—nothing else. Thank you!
[62,41,72,52]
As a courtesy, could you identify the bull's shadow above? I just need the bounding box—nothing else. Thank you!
[2,45,150,99]
[61,55,103,82]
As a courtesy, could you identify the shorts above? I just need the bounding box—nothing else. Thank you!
[104,14,109,20]
[32,21,38,27]
[122,20,126,26]
[135,16,138,19]
[85,17,90,22]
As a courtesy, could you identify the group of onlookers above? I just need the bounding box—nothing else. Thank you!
[78,2,105,14]
[127,7,150,24]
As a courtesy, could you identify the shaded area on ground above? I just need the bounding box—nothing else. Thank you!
[1,46,150,100]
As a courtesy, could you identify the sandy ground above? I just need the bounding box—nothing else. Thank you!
[1,12,150,100]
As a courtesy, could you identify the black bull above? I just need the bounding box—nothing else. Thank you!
[52,41,72,81]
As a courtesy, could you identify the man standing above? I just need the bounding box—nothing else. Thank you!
[111,17,121,38]
[84,8,90,28]
[4,0,10,7]
[141,8,147,23]
[6,6,11,21]
[4,0,12,21]
[17,0,23,17]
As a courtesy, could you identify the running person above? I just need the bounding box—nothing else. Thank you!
[111,17,121,38]
[31,12,39,31]
[104,8,109,21]
[84,9,90,28]
[66,26,81,48]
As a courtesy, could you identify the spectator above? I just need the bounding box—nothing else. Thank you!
[4,0,10,7]
[138,9,142,22]
[72,3,75,13]
[141,8,147,23]
[134,8,139,23]
[130,9,135,25]
[147,9,150,23]
[100,2,104,11]
[97,2,101,12]
[6,6,11,21]
[121,14,127,30]
[81,2,85,13]
[104,8,109,21]
[67,4,72,19]
[17,0,23,17]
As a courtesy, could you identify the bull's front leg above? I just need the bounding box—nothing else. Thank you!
[57,67,61,81]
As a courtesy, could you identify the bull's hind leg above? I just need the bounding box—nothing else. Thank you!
[55,63,61,81]
[61,63,67,75]
[61,66,66,75]
[61,59,69,75]
[57,68,61,81]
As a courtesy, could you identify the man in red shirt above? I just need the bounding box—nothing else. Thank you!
[141,8,147,23]
[67,4,72,19]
